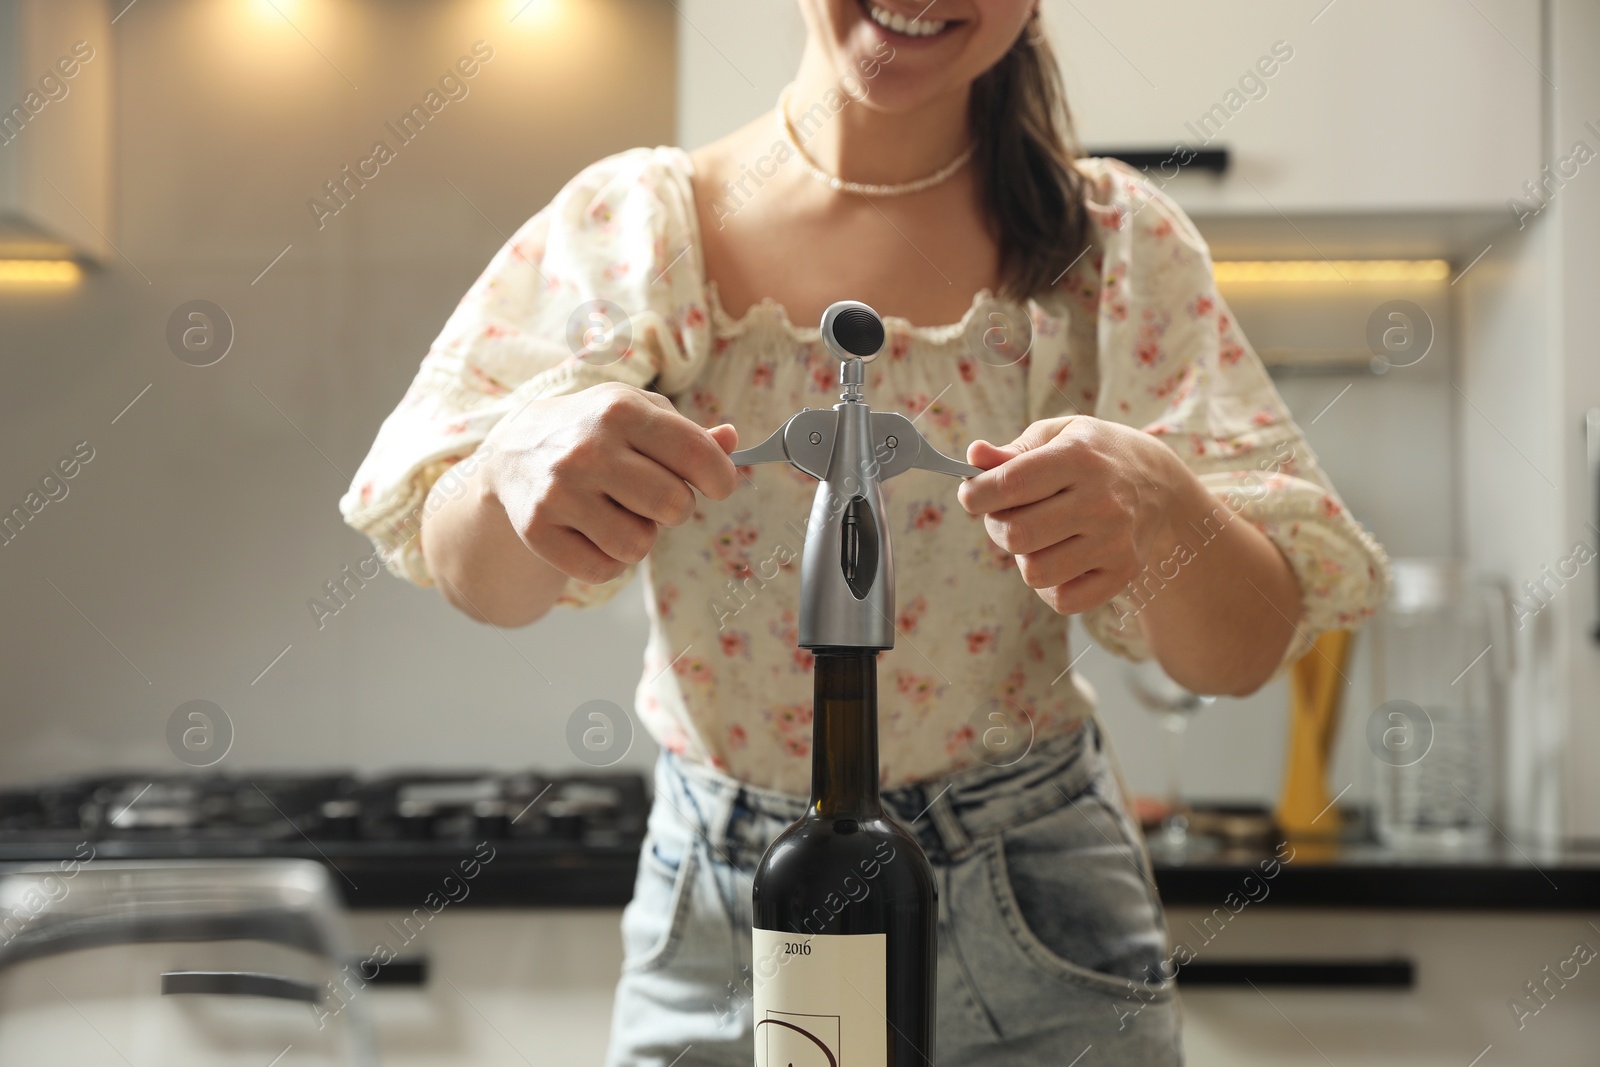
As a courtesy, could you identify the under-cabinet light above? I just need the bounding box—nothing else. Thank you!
[0,260,81,286]
[1212,260,1451,284]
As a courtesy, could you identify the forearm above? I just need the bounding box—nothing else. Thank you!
[420,461,568,628]
[1135,461,1302,697]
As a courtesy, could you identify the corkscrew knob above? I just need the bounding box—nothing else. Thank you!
[822,301,886,361]
[823,302,881,404]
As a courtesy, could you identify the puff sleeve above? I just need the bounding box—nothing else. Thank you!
[1057,159,1390,674]
[339,146,710,606]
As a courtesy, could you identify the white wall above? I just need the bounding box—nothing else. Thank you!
[676,0,803,150]
[0,0,675,783]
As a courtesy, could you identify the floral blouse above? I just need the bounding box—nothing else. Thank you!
[339,145,1390,794]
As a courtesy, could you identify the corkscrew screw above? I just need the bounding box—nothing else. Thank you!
[730,301,981,651]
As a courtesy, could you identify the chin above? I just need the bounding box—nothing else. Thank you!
[813,0,1023,110]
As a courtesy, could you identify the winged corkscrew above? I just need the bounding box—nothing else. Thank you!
[730,301,980,651]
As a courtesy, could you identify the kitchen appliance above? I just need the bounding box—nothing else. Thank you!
[0,859,375,1066]
[733,301,978,1067]
[0,770,645,850]
[0,769,651,1067]
[1368,558,1513,848]
[0,769,648,910]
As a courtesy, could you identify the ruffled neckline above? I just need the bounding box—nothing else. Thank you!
[659,144,1024,348]
[703,279,1001,346]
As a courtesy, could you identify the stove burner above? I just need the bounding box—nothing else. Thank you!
[0,770,647,850]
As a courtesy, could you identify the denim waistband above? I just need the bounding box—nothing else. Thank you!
[657,717,1099,868]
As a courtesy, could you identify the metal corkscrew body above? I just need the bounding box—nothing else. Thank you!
[729,301,981,651]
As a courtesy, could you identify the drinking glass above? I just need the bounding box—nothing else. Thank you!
[1126,660,1216,858]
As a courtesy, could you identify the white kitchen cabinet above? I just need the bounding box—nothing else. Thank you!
[0,941,370,1067]
[1166,906,1600,1067]
[0,908,626,1067]
[1048,0,1542,215]
[677,0,1542,218]
[342,906,1600,1066]
[346,909,623,1067]
[0,0,112,259]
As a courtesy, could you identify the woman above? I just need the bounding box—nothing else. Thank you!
[341,2,1389,1063]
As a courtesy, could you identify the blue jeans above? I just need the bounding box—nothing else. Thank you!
[605,719,1183,1066]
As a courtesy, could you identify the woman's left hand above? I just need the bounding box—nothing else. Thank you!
[956,416,1194,616]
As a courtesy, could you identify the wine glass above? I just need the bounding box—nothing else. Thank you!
[1125,660,1216,859]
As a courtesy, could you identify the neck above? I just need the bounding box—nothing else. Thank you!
[809,650,883,818]
[786,48,971,188]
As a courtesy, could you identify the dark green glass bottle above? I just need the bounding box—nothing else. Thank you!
[751,649,936,1066]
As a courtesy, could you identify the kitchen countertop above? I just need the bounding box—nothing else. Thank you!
[1147,838,1600,911]
[3,835,1598,911]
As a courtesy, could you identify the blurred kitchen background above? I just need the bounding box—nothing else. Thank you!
[1,0,1597,1064]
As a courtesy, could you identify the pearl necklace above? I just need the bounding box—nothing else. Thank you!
[775,84,974,198]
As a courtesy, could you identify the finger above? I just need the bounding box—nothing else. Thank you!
[567,492,659,565]
[524,523,630,586]
[962,418,1067,475]
[996,417,1071,455]
[1041,567,1128,616]
[959,418,1080,515]
[983,490,1084,556]
[1000,417,1071,454]
[1012,535,1098,592]
[706,423,739,454]
[966,439,1021,472]
[626,408,740,501]
[960,438,1078,516]
[605,451,698,527]
[632,395,738,460]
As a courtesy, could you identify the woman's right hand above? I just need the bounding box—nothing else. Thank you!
[483,382,741,586]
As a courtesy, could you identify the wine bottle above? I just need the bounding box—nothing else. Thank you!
[731,301,972,1066]
[751,649,936,1067]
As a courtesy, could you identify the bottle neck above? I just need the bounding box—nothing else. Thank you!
[809,649,882,819]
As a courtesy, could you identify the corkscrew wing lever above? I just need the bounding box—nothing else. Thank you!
[731,408,979,482]
[865,411,981,481]
[729,409,838,481]
[727,423,790,469]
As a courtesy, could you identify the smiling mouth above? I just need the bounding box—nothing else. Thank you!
[859,0,958,38]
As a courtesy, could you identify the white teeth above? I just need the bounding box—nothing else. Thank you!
[866,2,948,37]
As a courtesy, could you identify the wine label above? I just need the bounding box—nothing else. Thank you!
[751,929,886,1066]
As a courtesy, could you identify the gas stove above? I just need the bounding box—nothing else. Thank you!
[0,770,649,908]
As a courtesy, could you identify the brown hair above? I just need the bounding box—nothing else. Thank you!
[968,11,1091,302]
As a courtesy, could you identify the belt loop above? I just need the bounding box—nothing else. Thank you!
[707,778,739,859]
[925,783,972,860]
